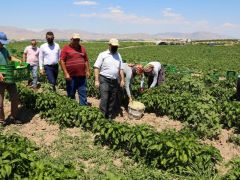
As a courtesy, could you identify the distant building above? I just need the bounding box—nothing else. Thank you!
[156,38,191,45]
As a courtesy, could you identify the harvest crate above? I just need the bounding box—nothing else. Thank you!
[226,70,237,80]
[0,61,30,83]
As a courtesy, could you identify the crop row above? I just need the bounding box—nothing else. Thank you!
[17,84,222,175]
[0,131,81,179]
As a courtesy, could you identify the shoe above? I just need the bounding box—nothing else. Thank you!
[2,116,22,126]
[2,117,15,126]
[31,86,38,91]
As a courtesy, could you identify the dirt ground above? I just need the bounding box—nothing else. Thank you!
[88,97,183,132]
[2,97,240,163]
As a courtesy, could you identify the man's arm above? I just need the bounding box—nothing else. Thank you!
[23,53,27,62]
[84,50,90,78]
[0,73,4,82]
[60,47,71,80]
[120,69,125,88]
[150,68,158,88]
[140,75,144,89]
[39,47,44,74]
[125,74,132,101]
[59,60,71,80]
[94,68,100,88]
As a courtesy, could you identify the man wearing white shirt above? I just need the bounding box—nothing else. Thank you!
[39,31,60,91]
[94,38,125,119]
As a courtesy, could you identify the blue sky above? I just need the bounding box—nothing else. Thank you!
[1,0,240,37]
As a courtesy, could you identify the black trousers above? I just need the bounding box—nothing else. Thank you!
[99,75,119,119]
[237,77,240,100]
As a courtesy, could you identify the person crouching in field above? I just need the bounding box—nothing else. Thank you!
[94,38,125,119]
[0,32,20,126]
[23,39,40,89]
[122,63,143,106]
[142,61,165,89]
[60,33,90,106]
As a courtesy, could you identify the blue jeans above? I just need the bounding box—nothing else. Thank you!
[44,64,58,86]
[66,76,87,106]
[30,65,38,88]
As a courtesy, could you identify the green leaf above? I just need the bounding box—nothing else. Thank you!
[166,141,174,148]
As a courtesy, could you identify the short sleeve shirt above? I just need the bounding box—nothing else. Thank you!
[60,45,88,77]
[94,50,123,80]
[24,46,39,66]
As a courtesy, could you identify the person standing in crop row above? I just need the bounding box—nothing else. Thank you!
[0,32,20,126]
[60,33,90,105]
[94,38,125,119]
[23,39,39,89]
[39,31,60,91]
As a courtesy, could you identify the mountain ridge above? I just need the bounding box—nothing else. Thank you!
[0,26,234,41]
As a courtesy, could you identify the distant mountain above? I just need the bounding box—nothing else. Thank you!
[0,26,233,41]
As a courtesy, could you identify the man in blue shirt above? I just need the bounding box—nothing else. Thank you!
[0,32,19,126]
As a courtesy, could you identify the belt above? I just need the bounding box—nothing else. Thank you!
[100,75,118,83]
[44,64,58,66]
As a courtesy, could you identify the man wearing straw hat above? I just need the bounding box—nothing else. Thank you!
[0,32,20,126]
[94,38,125,119]
[60,33,90,106]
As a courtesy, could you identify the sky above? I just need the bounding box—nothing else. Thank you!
[1,0,240,37]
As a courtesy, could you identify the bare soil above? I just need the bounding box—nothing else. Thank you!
[88,97,183,132]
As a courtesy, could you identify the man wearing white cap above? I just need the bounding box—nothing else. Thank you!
[94,38,125,119]
[60,33,90,105]
[0,32,19,126]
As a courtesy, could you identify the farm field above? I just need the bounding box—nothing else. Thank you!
[1,41,240,179]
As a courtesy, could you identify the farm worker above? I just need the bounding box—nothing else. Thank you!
[23,39,40,89]
[0,32,20,126]
[142,61,165,89]
[60,33,90,105]
[39,31,60,92]
[122,63,143,103]
[94,38,125,119]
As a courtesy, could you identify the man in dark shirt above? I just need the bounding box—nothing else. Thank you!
[60,33,90,105]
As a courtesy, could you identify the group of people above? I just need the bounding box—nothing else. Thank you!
[0,31,164,125]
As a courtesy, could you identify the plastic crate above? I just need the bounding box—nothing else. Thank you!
[0,61,30,83]
[226,70,237,80]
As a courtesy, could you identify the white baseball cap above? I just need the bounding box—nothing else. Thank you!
[109,38,119,46]
[72,33,80,39]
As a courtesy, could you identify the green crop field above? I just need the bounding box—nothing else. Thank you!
[1,41,240,179]
[7,41,240,73]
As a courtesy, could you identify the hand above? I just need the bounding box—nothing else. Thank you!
[65,73,72,81]
[40,69,45,75]
[86,71,90,79]
[95,80,100,89]
[0,73,4,82]
[129,96,133,102]
[139,88,144,93]
[120,80,125,88]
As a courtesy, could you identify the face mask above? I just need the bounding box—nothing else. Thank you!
[47,38,54,44]
[110,46,118,54]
